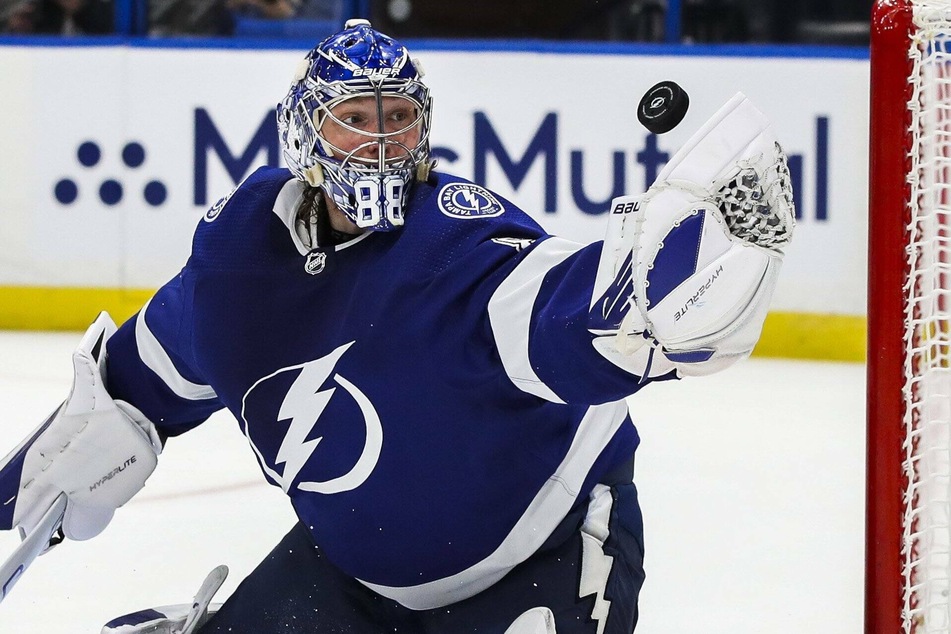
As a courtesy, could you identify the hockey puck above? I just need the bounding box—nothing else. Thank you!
[637,81,689,134]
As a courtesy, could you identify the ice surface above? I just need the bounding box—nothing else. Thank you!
[0,331,865,633]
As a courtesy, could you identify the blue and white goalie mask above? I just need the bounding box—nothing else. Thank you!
[277,19,433,232]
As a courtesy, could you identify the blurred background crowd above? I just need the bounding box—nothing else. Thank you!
[0,0,874,45]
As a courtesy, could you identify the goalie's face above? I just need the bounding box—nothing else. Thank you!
[319,95,422,164]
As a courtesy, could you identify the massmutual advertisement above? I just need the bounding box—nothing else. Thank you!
[0,44,869,359]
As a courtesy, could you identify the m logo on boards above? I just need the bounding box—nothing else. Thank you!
[53,109,831,224]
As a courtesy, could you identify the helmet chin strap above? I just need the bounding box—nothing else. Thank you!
[416,159,435,182]
[303,164,324,187]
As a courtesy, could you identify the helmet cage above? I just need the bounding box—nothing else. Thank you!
[277,27,432,232]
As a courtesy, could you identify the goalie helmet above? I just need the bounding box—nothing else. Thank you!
[277,19,433,232]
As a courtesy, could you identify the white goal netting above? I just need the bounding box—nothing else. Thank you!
[905,2,951,631]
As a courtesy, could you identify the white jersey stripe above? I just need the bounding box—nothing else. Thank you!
[271,178,374,254]
[358,400,629,609]
[135,299,218,401]
[487,237,585,404]
[271,178,311,255]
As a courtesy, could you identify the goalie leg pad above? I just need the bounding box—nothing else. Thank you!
[503,607,557,634]
[101,604,222,634]
[102,565,228,634]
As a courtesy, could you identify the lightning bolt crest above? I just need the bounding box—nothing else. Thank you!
[579,484,616,634]
[460,188,480,209]
[275,342,354,492]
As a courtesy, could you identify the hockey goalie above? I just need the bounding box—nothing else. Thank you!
[0,20,793,634]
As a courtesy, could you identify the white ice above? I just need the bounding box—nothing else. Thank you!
[0,331,865,633]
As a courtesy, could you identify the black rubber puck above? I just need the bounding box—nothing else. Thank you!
[637,81,689,134]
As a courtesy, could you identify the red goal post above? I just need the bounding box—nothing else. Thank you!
[869,1,951,632]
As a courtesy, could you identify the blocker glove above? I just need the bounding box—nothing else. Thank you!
[0,312,162,542]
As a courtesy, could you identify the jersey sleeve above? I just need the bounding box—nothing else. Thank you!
[487,236,678,405]
[105,268,223,436]
[104,167,291,435]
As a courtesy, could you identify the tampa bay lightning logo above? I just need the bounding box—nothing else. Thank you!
[240,342,383,494]
[437,183,504,219]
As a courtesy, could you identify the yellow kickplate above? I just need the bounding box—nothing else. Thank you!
[0,287,867,363]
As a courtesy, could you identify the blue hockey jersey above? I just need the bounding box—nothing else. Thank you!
[104,167,678,610]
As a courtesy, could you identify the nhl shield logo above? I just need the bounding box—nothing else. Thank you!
[437,183,505,219]
[305,250,327,275]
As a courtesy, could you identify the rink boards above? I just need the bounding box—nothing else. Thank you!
[0,41,869,360]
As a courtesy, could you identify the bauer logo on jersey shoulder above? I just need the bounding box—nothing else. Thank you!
[437,183,504,219]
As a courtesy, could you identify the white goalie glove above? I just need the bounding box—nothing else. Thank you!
[0,312,162,542]
[591,92,795,376]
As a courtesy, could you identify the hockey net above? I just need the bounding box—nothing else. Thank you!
[870,1,951,632]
